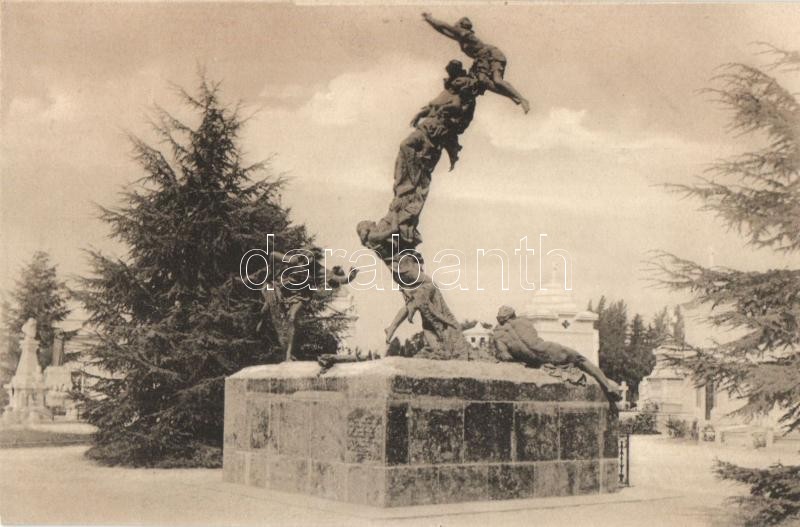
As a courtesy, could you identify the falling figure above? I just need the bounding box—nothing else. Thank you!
[422,12,530,114]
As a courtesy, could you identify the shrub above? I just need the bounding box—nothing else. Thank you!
[640,400,659,413]
[620,410,659,435]
[666,416,689,438]
[751,431,768,449]
[702,424,716,442]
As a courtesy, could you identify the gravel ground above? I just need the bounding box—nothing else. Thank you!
[0,435,797,526]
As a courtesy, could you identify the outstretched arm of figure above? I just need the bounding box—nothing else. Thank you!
[385,305,409,343]
[367,214,399,244]
[406,303,419,324]
[438,312,460,329]
[493,338,515,362]
[421,12,464,40]
[443,138,462,171]
[388,211,400,233]
[410,105,432,128]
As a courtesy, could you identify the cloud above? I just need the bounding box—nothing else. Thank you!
[243,53,446,197]
[259,83,307,100]
[485,107,600,151]
[477,104,707,155]
[7,90,76,124]
[296,54,441,127]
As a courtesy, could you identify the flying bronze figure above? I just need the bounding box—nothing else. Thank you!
[422,12,531,114]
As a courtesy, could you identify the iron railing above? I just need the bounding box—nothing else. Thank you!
[618,432,631,486]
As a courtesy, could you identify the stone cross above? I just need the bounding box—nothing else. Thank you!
[619,381,630,407]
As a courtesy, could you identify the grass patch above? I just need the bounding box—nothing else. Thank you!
[0,428,92,448]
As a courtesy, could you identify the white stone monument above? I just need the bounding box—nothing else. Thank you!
[521,263,599,365]
[3,318,51,424]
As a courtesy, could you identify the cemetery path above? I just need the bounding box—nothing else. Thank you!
[1,436,798,526]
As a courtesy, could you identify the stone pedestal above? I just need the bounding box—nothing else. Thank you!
[223,358,619,507]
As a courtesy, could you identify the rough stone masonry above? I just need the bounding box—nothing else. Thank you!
[223,358,619,507]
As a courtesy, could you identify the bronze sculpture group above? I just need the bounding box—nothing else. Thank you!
[355,13,531,360]
[260,13,620,401]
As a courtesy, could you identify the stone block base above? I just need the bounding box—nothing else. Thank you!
[223,358,619,507]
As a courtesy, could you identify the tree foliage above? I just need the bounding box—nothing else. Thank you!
[592,297,657,399]
[651,306,671,345]
[596,296,628,382]
[651,45,800,433]
[75,79,343,467]
[460,319,492,330]
[672,305,686,344]
[714,461,800,526]
[667,45,800,254]
[651,45,800,525]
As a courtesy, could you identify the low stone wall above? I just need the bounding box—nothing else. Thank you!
[223,358,619,507]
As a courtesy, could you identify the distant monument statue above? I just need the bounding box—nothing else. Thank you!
[3,318,51,424]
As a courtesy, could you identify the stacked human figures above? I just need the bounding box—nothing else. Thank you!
[352,14,621,401]
[357,14,531,359]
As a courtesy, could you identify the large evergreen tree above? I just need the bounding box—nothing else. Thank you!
[651,45,800,526]
[76,80,343,467]
[0,251,70,406]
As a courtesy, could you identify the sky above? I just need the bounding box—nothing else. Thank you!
[2,2,799,350]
